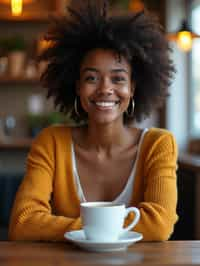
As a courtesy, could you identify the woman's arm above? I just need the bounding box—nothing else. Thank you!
[126,131,178,241]
[8,127,81,241]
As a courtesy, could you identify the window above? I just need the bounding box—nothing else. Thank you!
[190,1,200,137]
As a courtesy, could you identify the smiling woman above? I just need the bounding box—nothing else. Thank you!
[77,49,133,125]
[9,0,178,242]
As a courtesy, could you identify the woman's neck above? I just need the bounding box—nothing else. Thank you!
[89,123,124,145]
[81,121,136,156]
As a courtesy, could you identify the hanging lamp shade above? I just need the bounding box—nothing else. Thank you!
[0,0,34,3]
[167,19,200,52]
[0,0,35,16]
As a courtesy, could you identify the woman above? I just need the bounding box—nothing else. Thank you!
[9,0,178,242]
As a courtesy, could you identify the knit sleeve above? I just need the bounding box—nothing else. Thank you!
[8,127,81,242]
[126,131,178,241]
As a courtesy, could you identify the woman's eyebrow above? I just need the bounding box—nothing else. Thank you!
[111,69,129,74]
[82,67,98,73]
[82,67,129,74]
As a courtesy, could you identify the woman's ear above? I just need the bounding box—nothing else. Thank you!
[76,80,80,96]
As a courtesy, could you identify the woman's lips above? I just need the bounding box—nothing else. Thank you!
[91,101,119,110]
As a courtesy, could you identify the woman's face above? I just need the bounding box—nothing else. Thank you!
[77,48,133,125]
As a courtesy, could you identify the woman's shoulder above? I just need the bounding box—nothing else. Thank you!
[145,127,175,140]
[142,127,177,155]
[31,124,73,145]
[41,124,71,135]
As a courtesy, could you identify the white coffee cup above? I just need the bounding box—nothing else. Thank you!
[80,202,140,242]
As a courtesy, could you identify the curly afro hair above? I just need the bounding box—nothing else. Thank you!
[39,0,175,123]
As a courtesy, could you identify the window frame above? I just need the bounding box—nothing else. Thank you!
[189,0,200,138]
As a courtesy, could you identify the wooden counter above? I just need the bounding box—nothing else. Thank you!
[1,241,200,265]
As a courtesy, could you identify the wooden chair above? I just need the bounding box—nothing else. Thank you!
[188,139,200,155]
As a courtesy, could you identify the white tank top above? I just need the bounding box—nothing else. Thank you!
[71,128,148,206]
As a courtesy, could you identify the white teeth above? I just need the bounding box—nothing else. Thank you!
[95,102,116,107]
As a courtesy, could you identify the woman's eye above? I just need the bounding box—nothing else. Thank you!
[85,75,98,82]
[112,76,126,83]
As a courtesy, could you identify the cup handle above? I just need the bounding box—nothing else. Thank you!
[123,207,140,233]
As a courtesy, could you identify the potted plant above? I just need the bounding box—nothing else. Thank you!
[26,113,47,137]
[5,35,27,77]
[110,0,144,13]
[27,112,68,137]
[110,0,129,9]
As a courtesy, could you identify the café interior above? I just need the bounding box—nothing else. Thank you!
[0,0,200,242]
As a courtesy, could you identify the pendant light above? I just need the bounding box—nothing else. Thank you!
[1,0,34,16]
[11,0,23,16]
[167,19,200,52]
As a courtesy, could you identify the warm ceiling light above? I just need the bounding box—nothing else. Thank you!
[129,0,144,12]
[167,20,200,52]
[0,0,34,3]
[177,31,193,52]
[11,0,23,16]
[1,0,34,16]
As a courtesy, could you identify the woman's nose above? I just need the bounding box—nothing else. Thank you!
[97,78,113,94]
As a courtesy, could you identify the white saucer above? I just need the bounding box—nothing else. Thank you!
[64,230,143,252]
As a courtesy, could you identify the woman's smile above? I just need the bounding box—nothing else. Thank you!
[90,100,120,110]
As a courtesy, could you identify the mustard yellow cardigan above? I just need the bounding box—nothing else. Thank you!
[9,125,178,242]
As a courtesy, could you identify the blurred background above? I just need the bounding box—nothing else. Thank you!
[0,0,199,241]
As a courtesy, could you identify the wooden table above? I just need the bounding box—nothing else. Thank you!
[0,241,200,265]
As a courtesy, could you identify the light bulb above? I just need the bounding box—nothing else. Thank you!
[129,0,144,12]
[177,31,193,52]
[11,0,23,16]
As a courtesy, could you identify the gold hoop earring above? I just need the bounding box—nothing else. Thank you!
[74,97,80,117]
[126,98,135,117]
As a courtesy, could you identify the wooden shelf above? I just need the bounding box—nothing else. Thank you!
[0,137,32,149]
[0,76,40,86]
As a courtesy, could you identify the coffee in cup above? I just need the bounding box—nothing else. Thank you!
[80,202,140,242]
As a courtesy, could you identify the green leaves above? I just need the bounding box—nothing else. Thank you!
[110,0,130,9]
[0,36,27,53]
